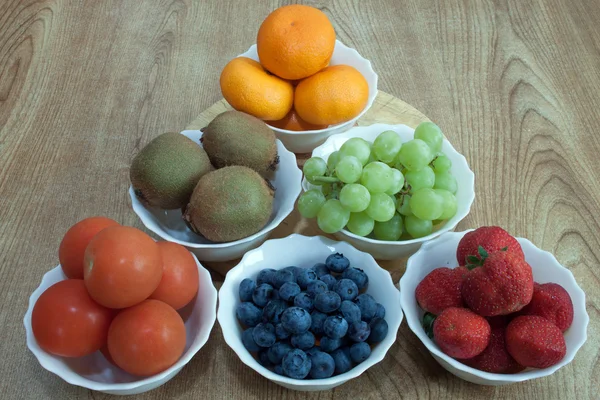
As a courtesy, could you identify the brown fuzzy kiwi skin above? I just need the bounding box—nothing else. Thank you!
[202,110,279,176]
[130,132,213,209]
[183,165,274,242]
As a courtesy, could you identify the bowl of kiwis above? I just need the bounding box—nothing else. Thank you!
[128,110,303,262]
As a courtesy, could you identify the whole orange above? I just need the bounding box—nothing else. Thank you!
[269,109,328,131]
[295,65,369,125]
[220,57,293,121]
[257,5,336,80]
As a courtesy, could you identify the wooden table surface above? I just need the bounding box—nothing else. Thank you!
[2,0,599,399]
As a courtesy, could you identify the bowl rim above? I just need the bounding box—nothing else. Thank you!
[399,229,590,383]
[23,254,218,392]
[217,233,403,387]
[130,130,302,249]
[304,123,476,246]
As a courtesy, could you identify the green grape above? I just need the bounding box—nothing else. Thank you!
[385,168,405,195]
[405,166,435,191]
[432,154,452,172]
[297,189,326,218]
[339,184,371,212]
[317,199,350,234]
[397,194,413,216]
[414,121,443,154]
[335,156,363,184]
[346,212,375,237]
[435,189,458,220]
[365,193,396,222]
[434,171,458,194]
[303,157,328,185]
[396,139,433,171]
[410,188,444,220]
[339,138,371,166]
[322,184,333,197]
[372,130,402,163]
[405,215,433,238]
[367,152,377,164]
[360,162,393,193]
[327,151,342,171]
[374,213,403,241]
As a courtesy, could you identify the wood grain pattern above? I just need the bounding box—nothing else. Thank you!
[1,0,599,399]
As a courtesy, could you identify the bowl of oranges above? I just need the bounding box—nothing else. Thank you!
[23,217,218,395]
[220,5,378,153]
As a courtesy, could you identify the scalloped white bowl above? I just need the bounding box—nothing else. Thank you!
[303,123,475,260]
[129,129,302,262]
[237,40,378,153]
[399,230,589,385]
[217,234,402,391]
[24,254,218,396]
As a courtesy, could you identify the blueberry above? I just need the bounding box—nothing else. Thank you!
[310,311,327,335]
[331,347,353,374]
[374,303,386,320]
[281,307,311,334]
[274,364,284,375]
[252,323,276,347]
[333,279,359,301]
[323,315,349,339]
[305,346,321,357]
[307,280,328,297]
[283,266,303,279]
[252,283,274,307]
[319,274,337,290]
[279,282,301,301]
[267,341,293,364]
[257,268,276,286]
[320,336,343,353]
[349,342,371,363]
[293,292,314,311]
[239,278,256,302]
[291,331,315,350]
[236,302,263,327]
[342,267,369,290]
[312,262,329,278]
[368,318,389,344]
[339,300,361,324]
[309,351,335,379]
[326,253,350,273]
[296,269,318,289]
[282,349,312,379]
[314,291,341,313]
[275,323,290,340]
[355,293,377,321]
[273,269,295,288]
[271,290,281,301]
[258,350,273,367]
[348,321,371,342]
[262,300,287,324]
[242,328,260,352]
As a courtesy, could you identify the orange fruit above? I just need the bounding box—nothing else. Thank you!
[220,57,293,121]
[257,5,336,80]
[294,65,369,125]
[269,109,328,131]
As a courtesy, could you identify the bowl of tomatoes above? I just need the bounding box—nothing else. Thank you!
[23,217,218,395]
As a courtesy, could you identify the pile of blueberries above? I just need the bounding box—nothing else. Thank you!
[236,253,389,379]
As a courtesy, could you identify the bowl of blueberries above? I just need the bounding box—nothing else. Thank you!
[217,234,402,391]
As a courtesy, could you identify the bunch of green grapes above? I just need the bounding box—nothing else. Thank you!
[298,122,458,240]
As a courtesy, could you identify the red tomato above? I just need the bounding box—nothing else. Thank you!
[149,242,199,310]
[107,299,186,376]
[84,226,162,308]
[31,279,114,357]
[59,217,119,279]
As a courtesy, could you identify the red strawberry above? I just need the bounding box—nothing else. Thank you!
[415,266,468,315]
[462,316,525,373]
[433,307,491,359]
[457,226,524,266]
[462,250,534,316]
[506,315,566,368]
[519,283,573,332]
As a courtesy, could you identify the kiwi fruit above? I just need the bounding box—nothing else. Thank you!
[202,110,279,175]
[130,132,213,209]
[184,166,274,242]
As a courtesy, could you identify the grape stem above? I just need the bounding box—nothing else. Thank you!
[310,176,340,184]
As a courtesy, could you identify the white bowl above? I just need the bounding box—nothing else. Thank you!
[217,234,403,391]
[237,40,378,153]
[24,254,218,396]
[399,230,589,385]
[303,123,475,260]
[129,129,302,262]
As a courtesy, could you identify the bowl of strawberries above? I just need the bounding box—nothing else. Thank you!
[399,227,589,385]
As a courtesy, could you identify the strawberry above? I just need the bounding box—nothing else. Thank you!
[432,307,491,359]
[519,283,573,332]
[415,266,468,315]
[506,315,566,368]
[457,226,524,266]
[462,316,525,373]
[462,249,534,316]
